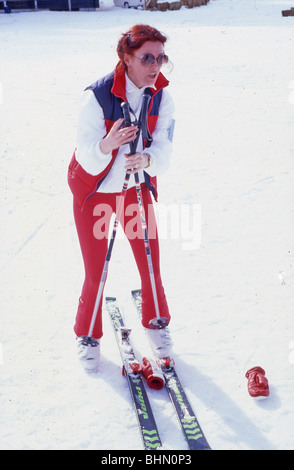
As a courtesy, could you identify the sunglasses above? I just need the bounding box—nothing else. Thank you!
[133,53,169,67]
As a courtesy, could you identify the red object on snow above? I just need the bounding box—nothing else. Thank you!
[245,366,270,399]
[140,357,165,390]
[121,357,165,390]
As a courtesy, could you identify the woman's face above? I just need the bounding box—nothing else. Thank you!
[124,40,165,89]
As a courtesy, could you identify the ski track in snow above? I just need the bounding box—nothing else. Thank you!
[1,0,294,450]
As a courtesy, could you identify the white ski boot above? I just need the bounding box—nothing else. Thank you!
[77,336,100,373]
[144,326,173,359]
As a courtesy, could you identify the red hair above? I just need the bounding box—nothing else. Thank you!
[116,24,168,73]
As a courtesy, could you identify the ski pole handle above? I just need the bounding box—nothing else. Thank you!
[140,94,152,148]
[121,101,132,128]
[121,101,139,156]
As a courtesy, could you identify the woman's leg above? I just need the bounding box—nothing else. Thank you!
[122,185,170,328]
[73,193,116,339]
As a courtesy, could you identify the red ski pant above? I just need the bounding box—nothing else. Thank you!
[73,184,170,339]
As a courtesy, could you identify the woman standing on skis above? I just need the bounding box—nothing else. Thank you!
[68,24,174,373]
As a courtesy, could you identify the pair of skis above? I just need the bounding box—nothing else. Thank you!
[105,290,211,451]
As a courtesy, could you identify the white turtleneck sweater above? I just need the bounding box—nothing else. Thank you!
[75,73,174,193]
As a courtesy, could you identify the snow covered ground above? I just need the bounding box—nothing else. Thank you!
[1,0,294,451]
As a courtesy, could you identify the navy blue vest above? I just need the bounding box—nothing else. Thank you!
[85,71,163,199]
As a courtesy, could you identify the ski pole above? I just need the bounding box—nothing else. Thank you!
[133,170,169,330]
[133,94,169,330]
[87,103,140,338]
[87,174,130,337]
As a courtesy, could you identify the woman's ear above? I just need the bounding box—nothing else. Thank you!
[123,53,132,68]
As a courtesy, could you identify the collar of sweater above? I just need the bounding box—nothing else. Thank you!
[111,65,169,101]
